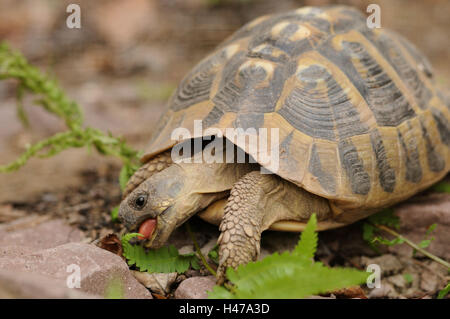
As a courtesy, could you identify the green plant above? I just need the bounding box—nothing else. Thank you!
[363,209,450,270]
[121,233,200,273]
[110,206,119,222]
[208,214,369,299]
[403,273,413,285]
[431,181,450,193]
[438,283,450,299]
[0,42,141,185]
[208,244,219,265]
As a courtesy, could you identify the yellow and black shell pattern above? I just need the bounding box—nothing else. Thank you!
[143,6,450,218]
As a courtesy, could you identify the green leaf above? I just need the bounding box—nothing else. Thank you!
[293,213,317,259]
[121,233,200,273]
[372,236,404,246]
[362,208,402,251]
[431,181,450,193]
[208,285,234,299]
[437,283,450,299]
[367,208,399,229]
[418,239,432,249]
[403,273,413,284]
[110,206,119,222]
[208,244,219,265]
[119,165,131,191]
[426,223,437,236]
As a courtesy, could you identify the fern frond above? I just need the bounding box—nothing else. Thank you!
[121,233,200,273]
[210,252,368,299]
[293,213,317,259]
[209,213,369,299]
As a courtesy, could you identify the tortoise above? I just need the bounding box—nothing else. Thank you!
[118,5,450,282]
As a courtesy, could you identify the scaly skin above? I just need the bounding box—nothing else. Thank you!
[216,171,332,283]
[122,150,172,199]
[216,171,271,282]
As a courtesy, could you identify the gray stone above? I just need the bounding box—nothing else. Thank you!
[131,271,177,295]
[0,242,152,299]
[174,276,216,299]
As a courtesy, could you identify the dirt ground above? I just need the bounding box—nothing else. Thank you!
[0,0,449,299]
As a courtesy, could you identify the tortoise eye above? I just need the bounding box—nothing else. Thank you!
[134,195,147,209]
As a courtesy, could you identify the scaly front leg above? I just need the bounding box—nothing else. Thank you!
[216,171,280,284]
[216,170,332,284]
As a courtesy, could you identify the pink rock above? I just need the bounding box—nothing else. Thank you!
[174,276,216,299]
[0,269,98,299]
[0,217,84,256]
[0,243,152,299]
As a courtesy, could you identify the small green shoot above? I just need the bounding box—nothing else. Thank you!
[437,283,450,299]
[403,273,413,285]
[110,206,119,222]
[208,244,219,265]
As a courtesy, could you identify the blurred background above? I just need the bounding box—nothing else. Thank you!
[0,0,449,204]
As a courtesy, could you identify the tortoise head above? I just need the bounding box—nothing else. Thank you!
[118,165,186,248]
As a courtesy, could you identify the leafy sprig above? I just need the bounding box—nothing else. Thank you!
[0,42,141,181]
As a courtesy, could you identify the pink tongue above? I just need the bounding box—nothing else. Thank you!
[138,219,157,240]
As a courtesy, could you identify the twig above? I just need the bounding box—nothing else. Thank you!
[185,222,217,277]
[374,224,450,270]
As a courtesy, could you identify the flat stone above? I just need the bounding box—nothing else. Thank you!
[131,271,177,295]
[174,276,216,299]
[0,269,98,298]
[0,242,152,299]
[0,217,84,257]
[420,271,440,293]
[387,274,407,289]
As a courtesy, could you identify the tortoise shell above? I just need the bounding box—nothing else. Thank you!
[143,6,450,220]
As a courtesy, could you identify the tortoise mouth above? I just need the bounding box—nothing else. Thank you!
[137,218,157,240]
